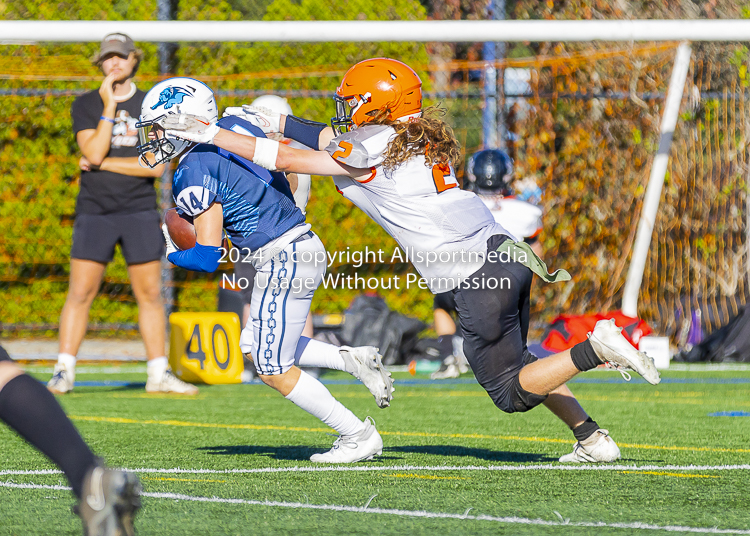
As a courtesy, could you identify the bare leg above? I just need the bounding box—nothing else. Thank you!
[58,259,107,356]
[0,361,24,392]
[434,308,456,336]
[127,261,165,361]
[259,365,302,396]
[518,349,581,395]
[543,383,589,429]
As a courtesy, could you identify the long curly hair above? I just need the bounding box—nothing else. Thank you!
[367,105,462,172]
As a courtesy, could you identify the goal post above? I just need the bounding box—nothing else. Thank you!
[621,42,692,318]
[3,19,750,43]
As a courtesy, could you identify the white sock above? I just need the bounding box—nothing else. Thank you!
[57,353,76,371]
[147,356,169,379]
[285,370,365,436]
[294,338,346,371]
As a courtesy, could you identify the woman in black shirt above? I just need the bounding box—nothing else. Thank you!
[48,33,197,395]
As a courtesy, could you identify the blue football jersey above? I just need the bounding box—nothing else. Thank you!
[172,117,305,250]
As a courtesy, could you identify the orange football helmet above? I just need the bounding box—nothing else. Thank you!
[332,58,423,134]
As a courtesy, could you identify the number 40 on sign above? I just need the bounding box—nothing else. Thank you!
[169,312,243,384]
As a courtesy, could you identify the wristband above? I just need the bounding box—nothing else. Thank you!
[167,242,223,273]
[284,115,327,149]
[252,137,280,171]
[100,116,115,124]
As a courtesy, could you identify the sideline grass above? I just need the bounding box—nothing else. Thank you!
[1,365,749,535]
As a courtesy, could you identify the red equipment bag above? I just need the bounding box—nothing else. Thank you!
[541,310,652,353]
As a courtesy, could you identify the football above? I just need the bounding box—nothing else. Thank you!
[164,209,197,250]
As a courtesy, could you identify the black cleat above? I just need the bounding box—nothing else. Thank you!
[76,461,142,536]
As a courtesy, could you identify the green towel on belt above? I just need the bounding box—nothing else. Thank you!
[496,240,571,283]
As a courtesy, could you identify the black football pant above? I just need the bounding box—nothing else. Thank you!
[452,234,546,413]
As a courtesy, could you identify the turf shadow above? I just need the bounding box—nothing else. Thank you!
[72,382,146,392]
[197,444,323,461]
[386,445,557,462]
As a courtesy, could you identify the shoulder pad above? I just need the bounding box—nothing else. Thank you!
[217,116,265,138]
[172,163,217,217]
[324,124,393,168]
[174,185,214,217]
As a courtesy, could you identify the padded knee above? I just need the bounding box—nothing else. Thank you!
[0,346,11,362]
[508,374,548,413]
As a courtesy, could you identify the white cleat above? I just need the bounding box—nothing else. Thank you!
[430,354,471,380]
[145,369,199,395]
[310,417,383,463]
[340,346,394,408]
[431,356,462,380]
[588,319,661,385]
[47,364,75,394]
[559,429,621,463]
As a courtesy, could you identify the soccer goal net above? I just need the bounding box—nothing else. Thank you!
[0,24,748,342]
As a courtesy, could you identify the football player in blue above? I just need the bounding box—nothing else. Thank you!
[137,78,393,463]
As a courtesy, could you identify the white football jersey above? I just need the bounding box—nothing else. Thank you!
[326,125,508,293]
[479,195,542,242]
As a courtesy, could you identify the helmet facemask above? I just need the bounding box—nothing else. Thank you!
[331,92,371,136]
[135,115,188,168]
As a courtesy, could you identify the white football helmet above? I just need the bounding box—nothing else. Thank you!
[251,94,293,116]
[137,77,218,167]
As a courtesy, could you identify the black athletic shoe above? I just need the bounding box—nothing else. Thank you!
[75,460,142,536]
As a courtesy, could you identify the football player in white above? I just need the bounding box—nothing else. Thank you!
[163,58,661,463]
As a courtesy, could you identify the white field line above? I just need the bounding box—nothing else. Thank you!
[2,463,750,477]
[0,481,70,491]
[137,492,750,534]
[0,479,748,534]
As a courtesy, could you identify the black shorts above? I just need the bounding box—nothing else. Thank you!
[452,234,538,412]
[71,210,164,265]
[433,290,457,313]
[0,345,11,362]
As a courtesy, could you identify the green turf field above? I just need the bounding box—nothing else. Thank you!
[2,363,750,535]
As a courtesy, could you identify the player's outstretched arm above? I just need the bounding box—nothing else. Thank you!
[278,114,336,150]
[213,128,370,180]
[223,106,335,150]
[164,118,371,180]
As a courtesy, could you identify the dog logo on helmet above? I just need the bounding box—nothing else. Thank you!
[150,87,192,110]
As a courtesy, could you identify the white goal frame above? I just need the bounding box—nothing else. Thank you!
[1,20,750,42]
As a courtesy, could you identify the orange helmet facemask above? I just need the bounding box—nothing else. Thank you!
[332,58,423,135]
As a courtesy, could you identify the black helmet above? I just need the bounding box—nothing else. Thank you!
[465,149,514,195]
